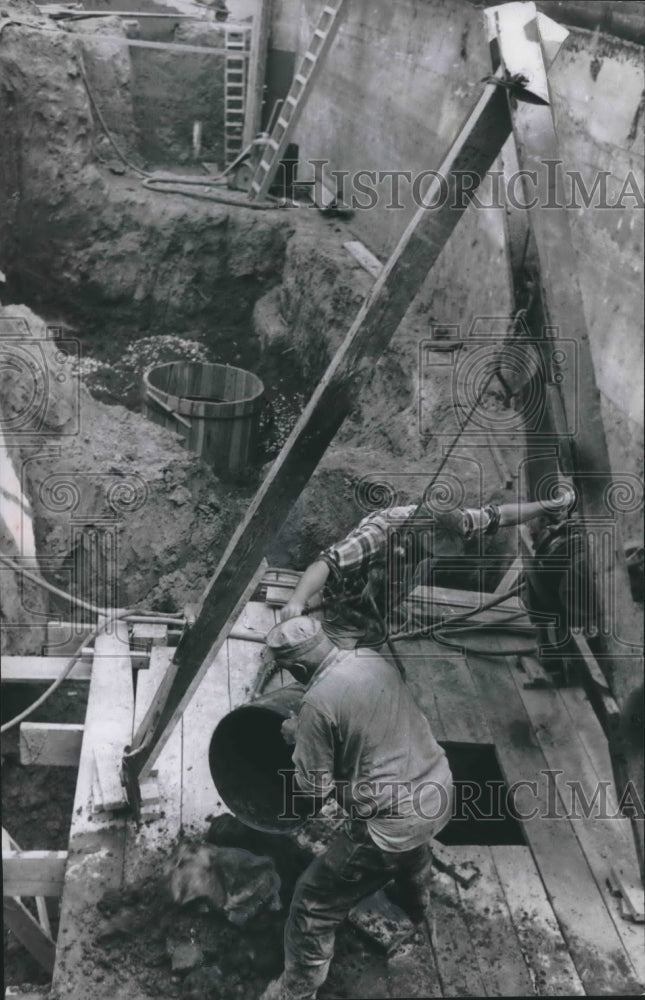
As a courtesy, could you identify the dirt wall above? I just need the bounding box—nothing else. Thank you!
[0,304,249,635]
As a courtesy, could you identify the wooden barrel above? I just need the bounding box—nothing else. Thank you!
[143,361,264,476]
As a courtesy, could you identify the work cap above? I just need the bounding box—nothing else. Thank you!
[265,616,324,660]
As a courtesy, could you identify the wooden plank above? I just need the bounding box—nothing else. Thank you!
[344,240,383,279]
[123,647,182,888]
[609,865,645,924]
[52,622,134,999]
[129,560,267,786]
[491,845,585,996]
[558,687,621,790]
[427,867,487,997]
[93,746,128,812]
[510,677,645,982]
[126,75,514,786]
[19,722,84,767]
[44,621,94,657]
[227,601,277,707]
[395,639,446,740]
[405,636,491,745]
[180,642,231,836]
[465,648,642,994]
[39,5,221,17]
[265,583,291,606]
[2,829,52,938]
[494,9,642,712]
[3,897,55,975]
[126,37,242,56]
[443,844,536,997]
[131,622,167,647]
[2,656,91,682]
[181,605,280,834]
[242,0,272,146]
[3,851,67,897]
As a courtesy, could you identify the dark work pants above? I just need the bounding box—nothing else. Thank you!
[283,820,433,999]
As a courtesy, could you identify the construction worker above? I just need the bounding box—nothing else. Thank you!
[260,615,453,1000]
[280,488,577,646]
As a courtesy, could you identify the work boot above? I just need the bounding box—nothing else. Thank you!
[259,974,317,1000]
[386,872,431,926]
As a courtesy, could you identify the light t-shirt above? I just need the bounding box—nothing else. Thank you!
[292,646,453,852]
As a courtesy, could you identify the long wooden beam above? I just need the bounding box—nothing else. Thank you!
[2,656,91,682]
[20,722,84,767]
[3,898,55,975]
[52,623,133,998]
[125,72,515,787]
[242,0,272,146]
[488,2,643,875]
[2,851,67,897]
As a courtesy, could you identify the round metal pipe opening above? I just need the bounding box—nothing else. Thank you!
[209,684,316,834]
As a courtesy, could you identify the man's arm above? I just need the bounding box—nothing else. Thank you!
[497,485,576,528]
[291,704,336,800]
[281,559,330,621]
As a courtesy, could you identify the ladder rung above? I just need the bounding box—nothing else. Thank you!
[286,95,298,106]
[313,29,327,38]
[276,116,290,129]
[259,158,272,172]
[304,51,316,61]
[267,138,279,150]
[294,73,307,85]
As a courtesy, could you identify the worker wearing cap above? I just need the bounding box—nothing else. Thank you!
[260,615,454,1000]
[280,487,577,646]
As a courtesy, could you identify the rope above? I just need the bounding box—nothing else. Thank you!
[412,306,531,527]
[388,581,525,641]
[429,633,538,657]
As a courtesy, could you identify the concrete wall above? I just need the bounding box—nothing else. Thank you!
[273,0,643,529]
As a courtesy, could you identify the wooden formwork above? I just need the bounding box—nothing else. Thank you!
[3,585,643,998]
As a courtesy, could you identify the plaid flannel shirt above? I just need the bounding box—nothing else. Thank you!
[320,503,500,583]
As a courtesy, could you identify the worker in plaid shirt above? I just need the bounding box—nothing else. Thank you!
[281,489,576,647]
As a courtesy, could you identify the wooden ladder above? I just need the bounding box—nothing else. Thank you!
[248,0,347,200]
[224,27,249,167]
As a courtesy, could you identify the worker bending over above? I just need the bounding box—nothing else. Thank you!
[281,488,576,646]
[260,615,453,1000]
